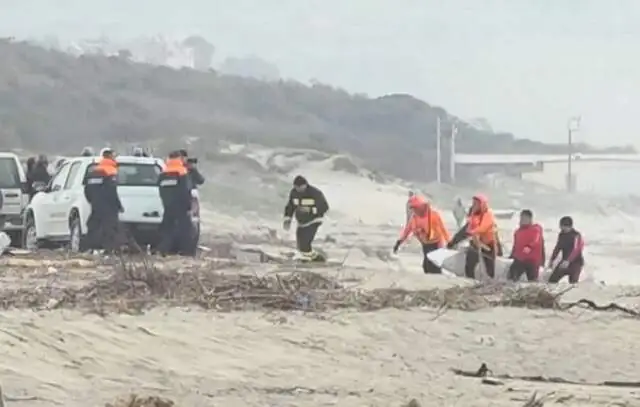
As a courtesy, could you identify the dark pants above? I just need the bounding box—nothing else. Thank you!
[86,207,120,251]
[508,259,539,282]
[158,210,194,255]
[465,245,496,279]
[548,262,583,283]
[296,222,320,256]
[421,242,441,274]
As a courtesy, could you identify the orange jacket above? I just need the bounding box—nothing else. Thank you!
[164,158,188,175]
[466,194,497,246]
[399,207,451,247]
[95,157,118,176]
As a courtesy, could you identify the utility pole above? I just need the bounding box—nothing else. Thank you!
[436,116,441,183]
[566,116,581,192]
[450,123,457,183]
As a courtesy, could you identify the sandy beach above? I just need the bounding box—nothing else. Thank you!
[1,146,640,407]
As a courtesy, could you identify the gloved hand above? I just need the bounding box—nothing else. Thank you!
[392,240,401,254]
[559,260,570,269]
[283,219,291,231]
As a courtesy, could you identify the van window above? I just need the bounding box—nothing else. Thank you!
[0,157,21,188]
[84,163,162,186]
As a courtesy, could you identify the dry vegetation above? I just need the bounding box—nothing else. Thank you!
[0,39,632,181]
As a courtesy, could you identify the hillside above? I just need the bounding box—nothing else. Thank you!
[0,39,632,180]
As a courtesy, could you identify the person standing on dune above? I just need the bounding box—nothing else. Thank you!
[406,191,415,225]
[508,209,545,282]
[448,194,500,279]
[393,195,451,274]
[283,175,329,262]
[547,216,584,283]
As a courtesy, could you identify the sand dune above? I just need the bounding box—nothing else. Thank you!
[1,145,640,406]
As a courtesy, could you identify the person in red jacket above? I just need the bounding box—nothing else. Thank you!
[508,209,545,282]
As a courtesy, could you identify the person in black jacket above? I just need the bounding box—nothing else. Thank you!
[158,151,194,256]
[27,155,52,200]
[283,175,329,262]
[84,149,124,252]
[547,216,585,283]
[178,149,205,189]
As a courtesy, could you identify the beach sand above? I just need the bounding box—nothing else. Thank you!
[2,145,640,406]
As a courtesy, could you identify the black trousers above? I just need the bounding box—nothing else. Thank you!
[508,259,538,282]
[158,210,194,255]
[86,208,120,251]
[421,242,442,274]
[548,262,583,283]
[296,222,320,254]
[465,246,496,279]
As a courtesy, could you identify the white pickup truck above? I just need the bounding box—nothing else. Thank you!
[23,155,201,252]
[0,152,29,245]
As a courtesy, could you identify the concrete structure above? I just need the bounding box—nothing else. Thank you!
[450,153,640,192]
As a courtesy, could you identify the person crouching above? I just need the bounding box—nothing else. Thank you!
[283,175,329,262]
[158,151,194,256]
[393,195,450,274]
[547,216,584,283]
[508,209,545,282]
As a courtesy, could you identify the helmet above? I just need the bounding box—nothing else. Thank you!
[408,195,428,209]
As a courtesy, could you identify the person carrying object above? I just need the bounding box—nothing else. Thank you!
[157,151,194,256]
[84,148,124,253]
[393,195,451,274]
[283,175,329,262]
[508,209,545,282]
[447,194,500,279]
[547,216,584,283]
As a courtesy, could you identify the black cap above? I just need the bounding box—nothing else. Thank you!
[559,216,573,227]
[293,175,308,186]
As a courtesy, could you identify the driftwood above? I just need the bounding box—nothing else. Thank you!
[452,363,640,389]
[0,250,637,317]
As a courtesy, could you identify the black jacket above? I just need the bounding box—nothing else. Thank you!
[186,166,205,188]
[551,229,584,265]
[158,171,192,213]
[84,170,123,213]
[27,164,51,198]
[284,184,329,225]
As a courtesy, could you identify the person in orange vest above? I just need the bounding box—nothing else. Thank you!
[393,195,451,274]
[157,151,194,256]
[84,148,123,252]
[447,194,499,279]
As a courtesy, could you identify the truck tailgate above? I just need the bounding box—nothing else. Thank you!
[117,187,163,223]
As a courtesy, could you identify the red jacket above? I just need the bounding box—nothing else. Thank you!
[511,224,545,268]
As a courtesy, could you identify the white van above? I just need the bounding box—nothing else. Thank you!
[0,152,29,245]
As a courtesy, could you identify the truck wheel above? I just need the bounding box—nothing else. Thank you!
[23,215,43,250]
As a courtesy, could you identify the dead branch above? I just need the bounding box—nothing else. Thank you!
[452,363,640,388]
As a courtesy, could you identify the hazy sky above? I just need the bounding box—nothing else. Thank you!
[3,0,640,146]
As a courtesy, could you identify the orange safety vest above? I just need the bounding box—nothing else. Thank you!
[400,207,451,247]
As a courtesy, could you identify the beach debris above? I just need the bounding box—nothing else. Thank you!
[452,363,640,389]
[106,394,174,407]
